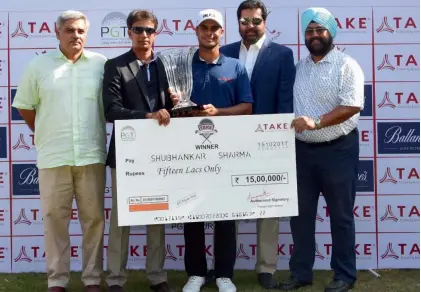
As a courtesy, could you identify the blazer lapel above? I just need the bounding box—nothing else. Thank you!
[250,38,271,83]
[232,42,241,59]
[127,51,152,111]
[156,58,167,108]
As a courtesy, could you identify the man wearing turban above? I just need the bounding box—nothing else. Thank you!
[279,7,364,292]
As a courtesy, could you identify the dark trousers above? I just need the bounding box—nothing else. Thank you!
[289,129,359,284]
[184,220,236,278]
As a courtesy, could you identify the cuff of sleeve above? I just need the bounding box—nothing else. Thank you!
[133,111,147,119]
[11,103,35,110]
[340,102,364,109]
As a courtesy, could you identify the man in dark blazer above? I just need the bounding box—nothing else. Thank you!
[213,0,296,289]
[102,9,174,292]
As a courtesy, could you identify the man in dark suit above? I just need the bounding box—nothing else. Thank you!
[214,0,296,289]
[102,9,174,292]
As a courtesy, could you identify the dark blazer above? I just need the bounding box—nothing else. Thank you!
[220,37,296,114]
[102,49,172,168]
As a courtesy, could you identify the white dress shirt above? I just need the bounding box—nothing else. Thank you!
[239,34,266,80]
[293,48,365,143]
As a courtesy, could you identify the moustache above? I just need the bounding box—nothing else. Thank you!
[245,28,258,33]
[310,37,324,44]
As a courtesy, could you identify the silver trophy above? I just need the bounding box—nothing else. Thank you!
[157,47,197,112]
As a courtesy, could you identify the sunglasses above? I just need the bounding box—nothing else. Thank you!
[239,17,263,26]
[131,26,156,35]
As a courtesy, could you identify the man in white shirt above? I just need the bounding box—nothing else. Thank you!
[12,10,107,292]
[219,0,296,289]
[279,7,364,292]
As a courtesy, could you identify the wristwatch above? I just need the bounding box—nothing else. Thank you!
[314,117,322,129]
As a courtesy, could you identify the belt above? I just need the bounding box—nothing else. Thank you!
[296,128,357,147]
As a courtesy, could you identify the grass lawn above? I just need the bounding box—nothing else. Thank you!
[0,270,418,291]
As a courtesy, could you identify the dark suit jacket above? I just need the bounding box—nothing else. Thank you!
[220,37,296,114]
[102,49,172,168]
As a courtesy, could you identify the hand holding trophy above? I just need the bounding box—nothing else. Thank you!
[157,46,197,113]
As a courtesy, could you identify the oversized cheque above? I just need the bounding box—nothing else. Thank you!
[115,113,298,226]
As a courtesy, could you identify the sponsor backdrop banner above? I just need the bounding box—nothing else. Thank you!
[0,0,419,273]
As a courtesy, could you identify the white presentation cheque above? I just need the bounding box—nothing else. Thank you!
[115,113,298,226]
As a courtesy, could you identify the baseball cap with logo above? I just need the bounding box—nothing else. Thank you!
[197,9,224,28]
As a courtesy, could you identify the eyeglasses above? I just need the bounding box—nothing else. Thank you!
[239,17,263,26]
[305,28,327,36]
[131,26,156,35]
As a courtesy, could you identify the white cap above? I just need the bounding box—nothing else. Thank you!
[197,9,224,28]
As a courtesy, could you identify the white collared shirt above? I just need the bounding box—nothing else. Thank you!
[239,34,266,80]
[293,48,365,143]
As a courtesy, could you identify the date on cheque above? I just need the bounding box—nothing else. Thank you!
[231,173,288,186]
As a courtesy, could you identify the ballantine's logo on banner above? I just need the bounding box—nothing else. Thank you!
[376,16,418,34]
[360,85,373,117]
[12,164,39,196]
[356,160,374,193]
[0,127,6,159]
[377,122,420,154]
[11,89,23,121]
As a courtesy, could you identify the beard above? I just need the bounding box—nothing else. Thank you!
[305,36,333,56]
[239,27,264,44]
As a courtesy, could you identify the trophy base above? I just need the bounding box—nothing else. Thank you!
[171,101,198,113]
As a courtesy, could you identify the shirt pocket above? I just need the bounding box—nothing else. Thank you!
[80,77,101,99]
[314,76,337,104]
